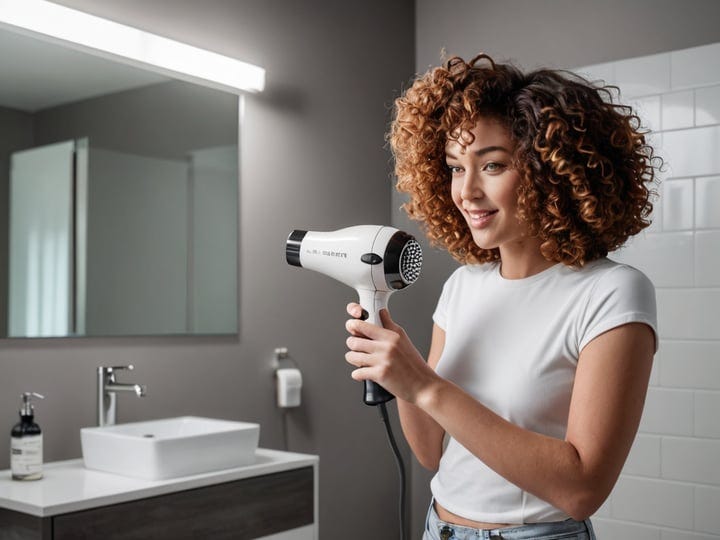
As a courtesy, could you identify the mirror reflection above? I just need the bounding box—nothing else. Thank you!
[0,27,239,338]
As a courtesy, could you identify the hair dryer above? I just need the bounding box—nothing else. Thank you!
[286,225,423,405]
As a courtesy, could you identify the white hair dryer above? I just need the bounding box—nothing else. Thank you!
[286,225,423,405]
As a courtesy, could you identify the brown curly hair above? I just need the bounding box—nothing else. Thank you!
[389,53,659,266]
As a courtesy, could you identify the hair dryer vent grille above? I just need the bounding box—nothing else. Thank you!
[399,239,422,284]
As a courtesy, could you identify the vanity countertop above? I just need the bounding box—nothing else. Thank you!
[0,448,318,517]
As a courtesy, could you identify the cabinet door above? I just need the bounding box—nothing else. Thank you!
[0,508,51,540]
[53,468,314,540]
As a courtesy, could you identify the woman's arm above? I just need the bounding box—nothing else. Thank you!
[346,310,655,521]
[396,323,446,471]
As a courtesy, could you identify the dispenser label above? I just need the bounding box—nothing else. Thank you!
[10,435,43,476]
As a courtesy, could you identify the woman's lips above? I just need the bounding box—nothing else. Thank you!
[466,209,498,228]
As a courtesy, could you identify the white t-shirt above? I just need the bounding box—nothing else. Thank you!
[430,257,657,524]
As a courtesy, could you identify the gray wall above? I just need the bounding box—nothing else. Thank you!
[415,0,720,71]
[1,1,414,539]
[398,1,720,538]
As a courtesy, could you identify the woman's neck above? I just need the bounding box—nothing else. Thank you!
[498,239,555,279]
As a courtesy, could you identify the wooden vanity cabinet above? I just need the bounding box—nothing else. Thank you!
[0,467,314,540]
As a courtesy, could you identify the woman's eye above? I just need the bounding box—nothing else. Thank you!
[446,164,462,174]
[483,162,505,173]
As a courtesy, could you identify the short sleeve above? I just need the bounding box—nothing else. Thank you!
[432,268,462,330]
[432,281,450,330]
[579,264,658,352]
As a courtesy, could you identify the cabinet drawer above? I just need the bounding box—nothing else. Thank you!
[53,467,314,540]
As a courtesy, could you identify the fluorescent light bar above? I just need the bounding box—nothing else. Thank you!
[0,0,265,93]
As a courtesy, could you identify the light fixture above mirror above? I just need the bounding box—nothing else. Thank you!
[0,0,265,94]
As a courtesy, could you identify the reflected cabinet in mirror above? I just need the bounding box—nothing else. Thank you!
[0,26,240,337]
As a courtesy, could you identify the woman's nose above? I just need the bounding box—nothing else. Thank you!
[460,170,483,200]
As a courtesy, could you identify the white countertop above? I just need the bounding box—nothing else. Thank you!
[0,448,318,517]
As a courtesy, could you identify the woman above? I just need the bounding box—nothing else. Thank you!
[344,54,659,539]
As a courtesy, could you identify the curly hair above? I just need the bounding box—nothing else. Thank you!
[389,53,660,266]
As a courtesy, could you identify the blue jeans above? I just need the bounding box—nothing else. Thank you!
[423,503,597,540]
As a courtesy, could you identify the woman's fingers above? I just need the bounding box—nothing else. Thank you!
[345,350,381,382]
[378,308,402,332]
[344,306,420,395]
[349,366,373,382]
[345,334,375,354]
[346,302,367,320]
[345,349,380,383]
[345,316,387,339]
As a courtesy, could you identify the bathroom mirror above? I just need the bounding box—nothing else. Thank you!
[0,25,241,337]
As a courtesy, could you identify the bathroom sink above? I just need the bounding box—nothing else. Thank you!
[81,416,260,480]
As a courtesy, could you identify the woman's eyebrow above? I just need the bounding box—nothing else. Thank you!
[445,145,511,160]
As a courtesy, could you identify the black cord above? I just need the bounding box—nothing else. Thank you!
[378,402,407,540]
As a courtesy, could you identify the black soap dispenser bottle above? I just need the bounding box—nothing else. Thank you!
[10,392,44,481]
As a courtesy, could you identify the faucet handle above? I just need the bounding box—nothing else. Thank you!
[99,364,134,373]
[98,365,135,381]
[111,364,134,372]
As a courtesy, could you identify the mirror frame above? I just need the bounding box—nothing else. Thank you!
[0,0,264,338]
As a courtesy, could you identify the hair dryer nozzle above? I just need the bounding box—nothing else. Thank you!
[385,232,422,289]
[286,230,307,267]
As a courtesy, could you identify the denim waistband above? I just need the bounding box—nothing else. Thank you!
[424,502,596,540]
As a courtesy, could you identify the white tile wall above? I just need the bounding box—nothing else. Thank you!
[662,437,720,485]
[695,176,720,228]
[622,434,662,477]
[578,41,720,540]
[662,126,720,178]
[611,477,694,529]
[640,388,694,436]
[656,289,720,340]
[574,61,615,88]
[662,91,694,130]
[632,95,662,132]
[593,518,660,540]
[672,43,720,90]
[695,231,720,286]
[694,392,720,437]
[613,232,693,287]
[615,53,671,98]
[695,85,720,126]
[695,487,720,534]
[660,341,720,389]
[662,178,694,231]
[661,531,720,540]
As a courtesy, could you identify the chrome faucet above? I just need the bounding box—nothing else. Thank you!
[97,365,147,427]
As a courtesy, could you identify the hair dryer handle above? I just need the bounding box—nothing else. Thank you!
[356,288,396,406]
[364,380,394,406]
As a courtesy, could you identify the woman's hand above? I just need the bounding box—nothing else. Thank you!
[345,305,448,470]
[344,303,438,403]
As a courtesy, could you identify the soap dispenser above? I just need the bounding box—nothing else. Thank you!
[10,392,44,481]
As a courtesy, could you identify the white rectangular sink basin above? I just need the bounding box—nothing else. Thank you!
[81,416,260,480]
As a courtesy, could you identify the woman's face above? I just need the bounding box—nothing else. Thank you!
[446,117,529,253]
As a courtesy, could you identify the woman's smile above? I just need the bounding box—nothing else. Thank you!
[464,208,498,228]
